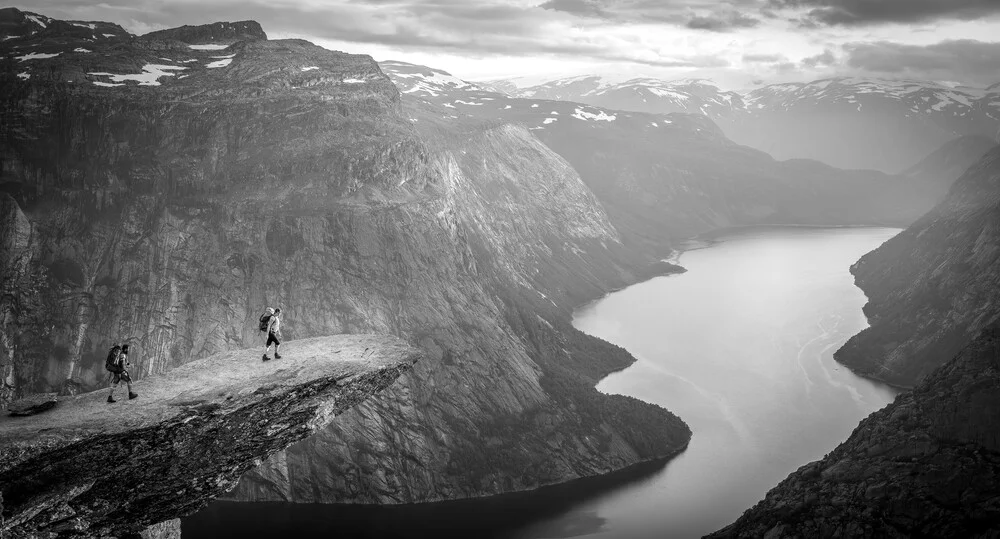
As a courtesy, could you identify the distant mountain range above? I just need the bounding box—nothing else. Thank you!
[480,73,1000,173]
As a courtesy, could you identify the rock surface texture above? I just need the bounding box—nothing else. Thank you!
[0,334,419,538]
[836,146,1000,388]
[708,323,1000,538]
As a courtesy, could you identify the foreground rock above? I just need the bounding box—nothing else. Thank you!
[6,392,58,416]
[709,323,1000,538]
[0,335,419,538]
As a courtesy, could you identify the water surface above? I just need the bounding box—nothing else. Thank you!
[184,226,900,538]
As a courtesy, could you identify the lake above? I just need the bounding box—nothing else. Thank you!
[184,226,901,539]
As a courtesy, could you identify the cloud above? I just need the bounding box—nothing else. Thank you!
[843,39,1000,86]
[539,0,611,18]
[34,0,731,69]
[768,0,1000,26]
[742,53,788,63]
[801,48,836,67]
[686,10,761,31]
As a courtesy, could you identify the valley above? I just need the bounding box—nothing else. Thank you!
[2,6,999,538]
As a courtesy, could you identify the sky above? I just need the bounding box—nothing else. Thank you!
[22,0,1000,89]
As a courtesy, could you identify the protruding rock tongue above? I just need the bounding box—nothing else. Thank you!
[142,20,267,45]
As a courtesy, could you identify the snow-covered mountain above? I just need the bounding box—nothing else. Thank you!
[726,77,1000,172]
[484,73,1000,172]
[490,75,746,118]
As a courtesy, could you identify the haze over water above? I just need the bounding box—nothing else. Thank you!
[185,226,901,538]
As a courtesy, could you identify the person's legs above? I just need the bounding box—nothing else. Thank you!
[263,332,276,361]
[123,371,137,399]
[108,373,120,403]
[274,341,281,359]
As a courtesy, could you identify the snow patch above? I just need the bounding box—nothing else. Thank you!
[342,78,365,83]
[101,33,116,38]
[16,52,60,61]
[543,117,557,124]
[454,100,483,106]
[74,48,92,53]
[651,122,658,127]
[206,54,235,69]
[17,72,29,80]
[93,81,123,87]
[88,63,187,86]
[503,105,511,109]
[71,22,96,30]
[571,107,616,122]
[26,15,47,28]
[531,103,539,108]
[188,44,229,50]
[301,66,319,71]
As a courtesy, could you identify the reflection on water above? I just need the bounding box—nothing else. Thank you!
[184,226,901,539]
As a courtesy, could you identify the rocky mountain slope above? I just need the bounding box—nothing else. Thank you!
[0,8,689,507]
[490,73,1000,173]
[709,321,1000,538]
[0,335,419,538]
[835,145,1000,388]
[385,62,935,252]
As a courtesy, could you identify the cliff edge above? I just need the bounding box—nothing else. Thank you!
[0,334,420,538]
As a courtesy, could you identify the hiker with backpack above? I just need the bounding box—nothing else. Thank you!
[106,343,137,403]
[261,307,283,362]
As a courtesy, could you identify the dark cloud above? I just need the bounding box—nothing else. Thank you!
[843,39,1000,86]
[34,0,730,69]
[743,53,787,63]
[768,0,1000,26]
[539,0,611,18]
[801,48,836,67]
[686,10,761,31]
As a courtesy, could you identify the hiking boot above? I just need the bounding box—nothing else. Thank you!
[107,395,116,403]
[274,353,282,359]
[262,354,270,362]
[128,392,138,400]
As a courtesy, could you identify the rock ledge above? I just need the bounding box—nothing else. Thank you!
[0,334,420,538]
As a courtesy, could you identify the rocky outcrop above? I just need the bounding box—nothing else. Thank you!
[141,21,266,44]
[2,8,689,508]
[0,334,419,538]
[835,146,1000,387]
[708,323,1000,538]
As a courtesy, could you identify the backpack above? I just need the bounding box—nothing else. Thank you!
[258,313,272,332]
[105,345,122,373]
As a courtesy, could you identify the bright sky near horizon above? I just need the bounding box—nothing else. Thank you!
[23,0,1000,89]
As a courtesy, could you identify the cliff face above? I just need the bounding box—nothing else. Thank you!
[835,146,1000,388]
[708,323,1000,539]
[0,335,419,538]
[1,10,689,506]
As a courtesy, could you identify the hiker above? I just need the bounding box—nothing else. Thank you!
[262,307,283,361]
[106,343,137,403]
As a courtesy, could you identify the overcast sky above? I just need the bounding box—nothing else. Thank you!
[25,0,1000,88]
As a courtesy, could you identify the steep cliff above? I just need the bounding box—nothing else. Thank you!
[708,323,1000,538]
[0,335,419,538]
[835,146,1000,387]
[1,9,689,507]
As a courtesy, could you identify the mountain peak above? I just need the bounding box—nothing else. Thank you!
[142,20,267,44]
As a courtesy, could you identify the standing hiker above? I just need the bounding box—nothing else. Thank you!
[262,307,283,361]
[106,343,137,403]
